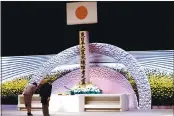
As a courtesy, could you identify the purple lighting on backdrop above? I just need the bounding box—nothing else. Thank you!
[52,66,138,109]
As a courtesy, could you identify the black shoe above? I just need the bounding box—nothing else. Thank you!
[27,113,33,116]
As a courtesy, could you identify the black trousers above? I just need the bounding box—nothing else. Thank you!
[41,97,50,116]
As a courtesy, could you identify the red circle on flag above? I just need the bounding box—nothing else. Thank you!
[75,6,88,20]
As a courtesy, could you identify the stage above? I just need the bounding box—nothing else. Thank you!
[1,105,173,116]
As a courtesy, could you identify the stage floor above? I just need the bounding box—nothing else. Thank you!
[1,105,174,116]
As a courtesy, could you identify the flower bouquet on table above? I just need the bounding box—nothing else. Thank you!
[69,82,102,95]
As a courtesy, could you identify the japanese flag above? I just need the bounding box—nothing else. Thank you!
[66,2,98,25]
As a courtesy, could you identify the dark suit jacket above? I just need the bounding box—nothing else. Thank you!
[39,83,52,104]
[39,83,52,99]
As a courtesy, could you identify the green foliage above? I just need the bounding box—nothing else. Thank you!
[149,74,174,106]
[1,78,29,98]
[126,71,174,106]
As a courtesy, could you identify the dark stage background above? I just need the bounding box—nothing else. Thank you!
[1,1,173,56]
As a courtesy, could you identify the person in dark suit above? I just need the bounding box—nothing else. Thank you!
[39,79,52,116]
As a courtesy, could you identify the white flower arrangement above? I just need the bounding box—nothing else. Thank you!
[70,82,102,94]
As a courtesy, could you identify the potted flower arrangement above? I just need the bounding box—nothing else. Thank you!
[69,82,102,95]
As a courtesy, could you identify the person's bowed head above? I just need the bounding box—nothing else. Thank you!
[40,79,46,84]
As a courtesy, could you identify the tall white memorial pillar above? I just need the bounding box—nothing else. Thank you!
[79,31,90,84]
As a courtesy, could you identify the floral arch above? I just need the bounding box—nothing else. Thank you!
[29,43,151,109]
